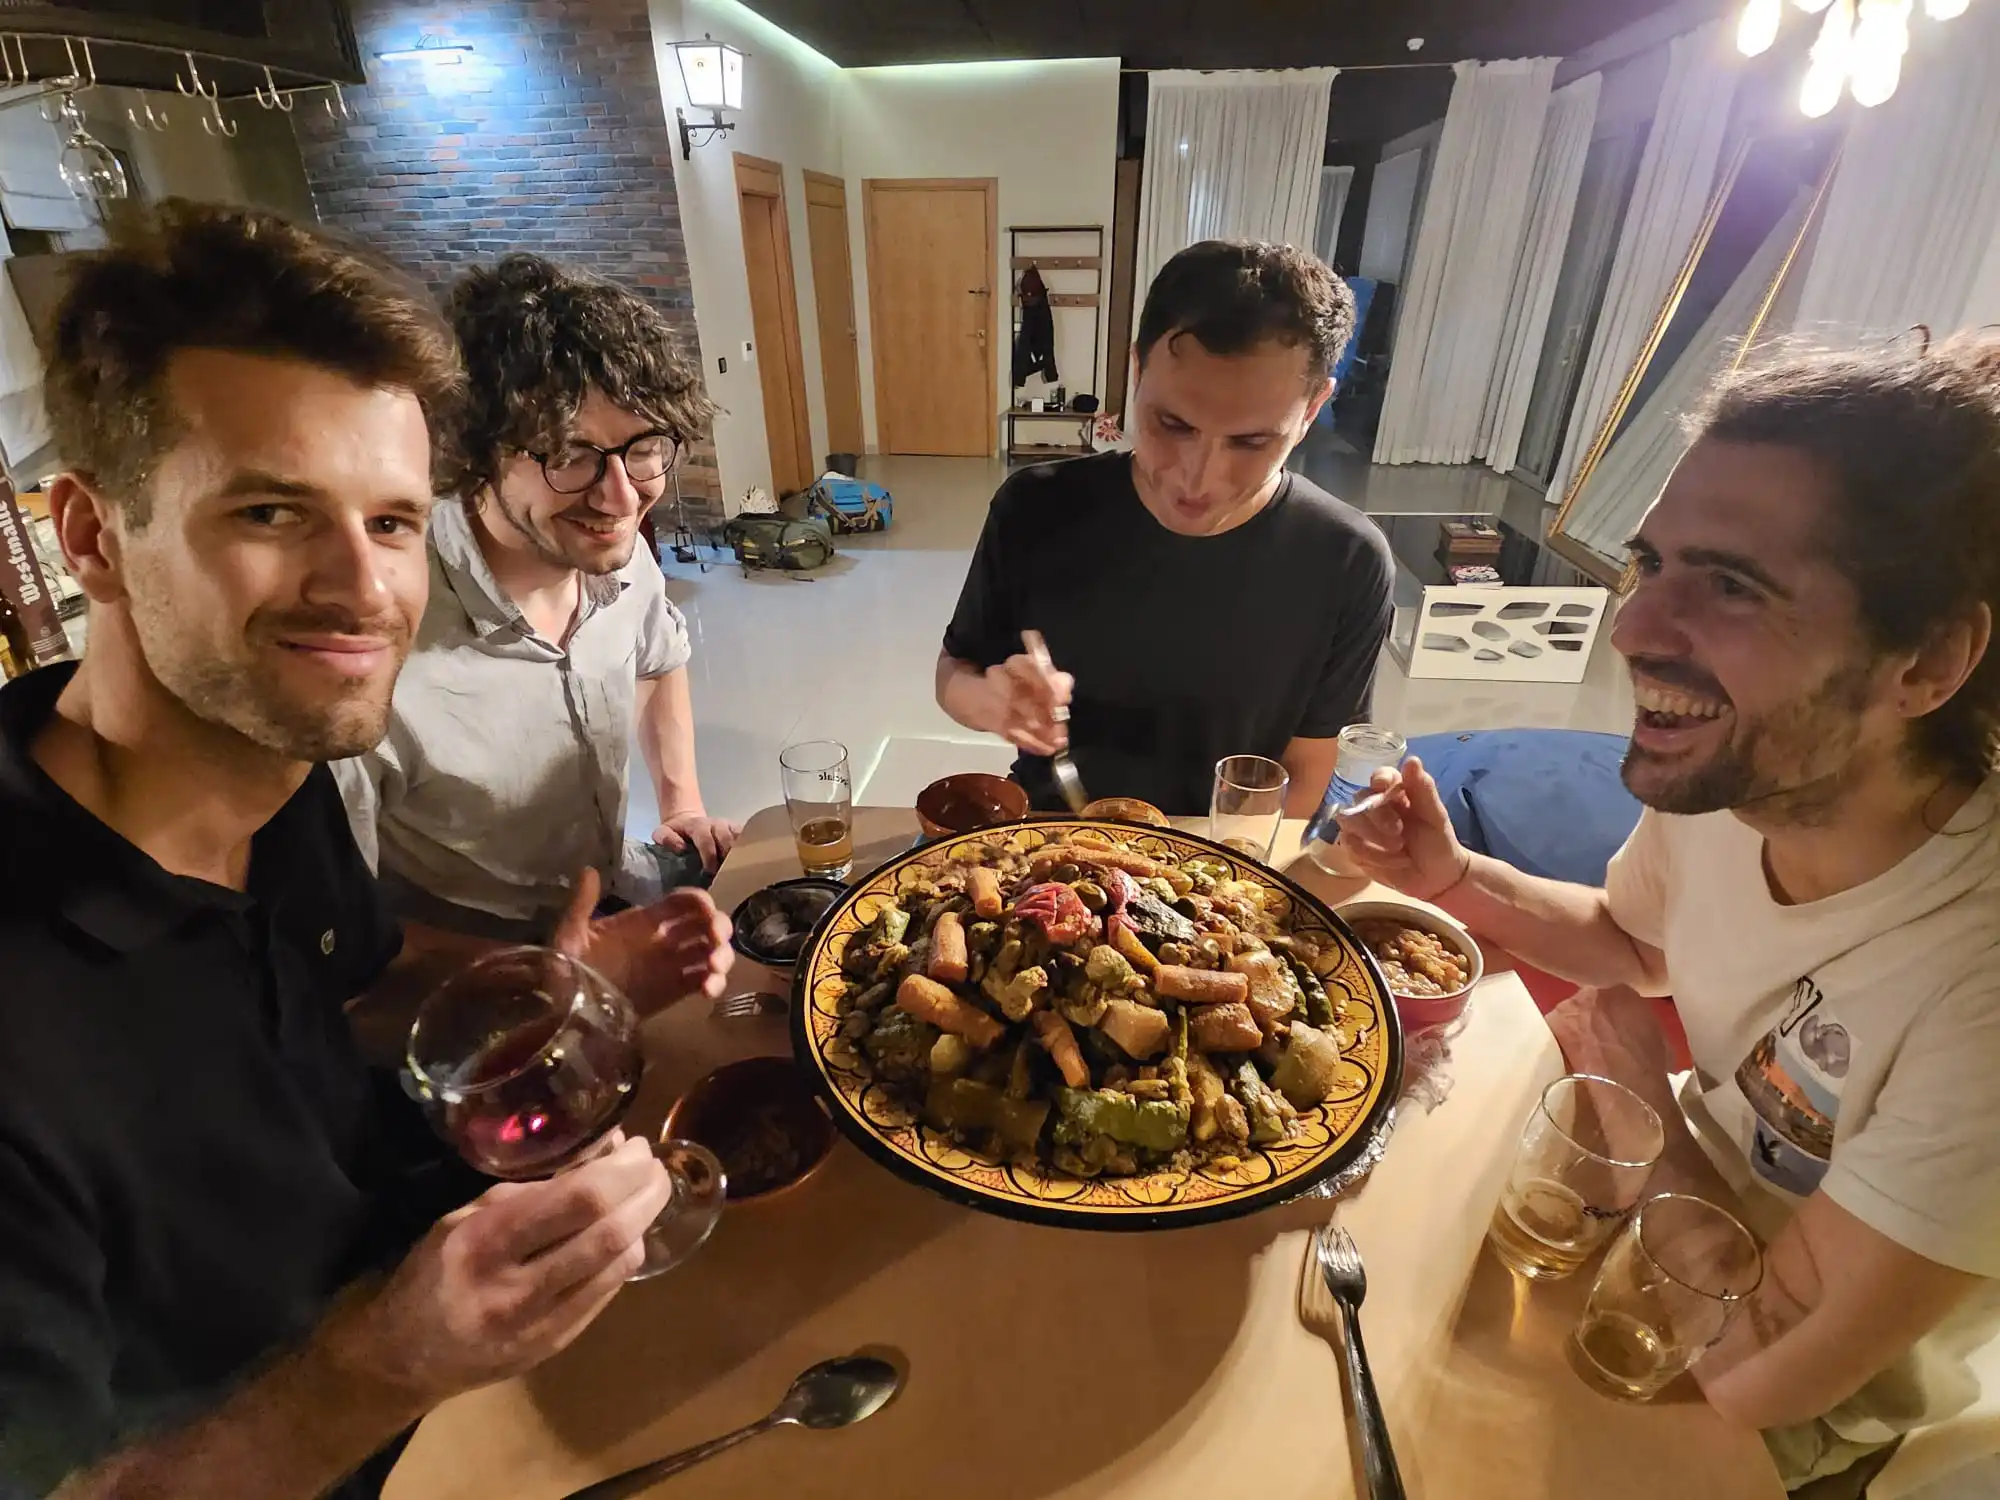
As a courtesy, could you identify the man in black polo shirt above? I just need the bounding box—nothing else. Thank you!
[937,240,1393,815]
[0,203,731,1498]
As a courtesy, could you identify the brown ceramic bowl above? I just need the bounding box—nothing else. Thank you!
[916,772,1029,838]
[1080,796,1170,827]
[663,1056,836,1203]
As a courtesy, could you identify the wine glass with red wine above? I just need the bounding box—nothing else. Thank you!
[405,946,725,1280]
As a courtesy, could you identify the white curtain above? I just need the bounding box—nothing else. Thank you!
[1564,186,1816,561]
[1315,165,1354,268]
[1372,57,1559,465]
[1134,69,1339,313]
[1545,22,1737,508]
[1793,2,2000,342]
[1478,74,1602,475]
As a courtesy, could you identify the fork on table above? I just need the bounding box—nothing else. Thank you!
[712,992,788,1021]
[1301,1222,1407,1500]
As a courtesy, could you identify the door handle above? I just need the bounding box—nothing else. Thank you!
[968,287,990,296]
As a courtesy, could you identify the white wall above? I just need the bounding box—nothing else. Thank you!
[651,0,841,512]
[834,58,1120,451]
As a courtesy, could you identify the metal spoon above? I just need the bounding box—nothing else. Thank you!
[558,1354,903,1499]
[1021,630,1088,813]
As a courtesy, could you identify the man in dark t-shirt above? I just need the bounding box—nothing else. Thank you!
[1,204,731,1499]
[938,240,1392,815]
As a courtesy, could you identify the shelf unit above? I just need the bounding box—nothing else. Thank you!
[1005,223,1104,466]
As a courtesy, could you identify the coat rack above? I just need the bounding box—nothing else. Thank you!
[1005,224,1104,466]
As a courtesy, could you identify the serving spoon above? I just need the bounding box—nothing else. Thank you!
[558,1354,903,1499]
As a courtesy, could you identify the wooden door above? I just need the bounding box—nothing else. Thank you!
[735,154,814,496]
[803,171,864,458]
[863,177,997,456]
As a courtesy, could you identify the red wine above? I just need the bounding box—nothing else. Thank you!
[442,1011,644,1179]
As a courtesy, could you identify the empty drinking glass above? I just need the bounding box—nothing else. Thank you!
[1306,724,1407,874]
[1486,1073,1666,1281]
[1568,1193,1762,1402]
[780,740,855,879]
[1210,754,1289,862]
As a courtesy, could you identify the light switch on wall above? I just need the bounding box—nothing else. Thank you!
[740,339,756,365]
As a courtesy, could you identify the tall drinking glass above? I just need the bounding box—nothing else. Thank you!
[1569,1194,1762,1401]
[1306,724,1408,874]
[406,947,726,1281]
[1487,1073,1666,1281]
[1210,754,1289,862]
[780,739,855,879]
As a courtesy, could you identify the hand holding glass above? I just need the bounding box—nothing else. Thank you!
[406,946,724,1281]
[1569,1193,1762,1401]
[1487,1073,1665,1280]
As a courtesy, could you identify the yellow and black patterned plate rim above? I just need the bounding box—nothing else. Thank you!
[787,819,1405,1232]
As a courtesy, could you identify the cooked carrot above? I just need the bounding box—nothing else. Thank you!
[1031,843,1165,880]
[1188,1001,1262,1053]
[967,867,1004,920]
[1110,920,1160,975]
[897,975,1003,1049]
[929,911,969,983]
[1154,965,1250,1006]
[1031,1009,1090,1088]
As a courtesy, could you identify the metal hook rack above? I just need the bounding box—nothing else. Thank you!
[323,80,352,121]
[127,96,169,131]
[253,64,294,111]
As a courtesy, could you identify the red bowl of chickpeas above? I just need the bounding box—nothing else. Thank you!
[1336,900,1484,1034]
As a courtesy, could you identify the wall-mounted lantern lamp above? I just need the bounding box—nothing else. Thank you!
[673,34,744,159]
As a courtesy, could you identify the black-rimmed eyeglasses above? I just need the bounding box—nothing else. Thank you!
[527,431,681,494]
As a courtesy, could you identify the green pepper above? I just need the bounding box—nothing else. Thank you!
[1052,1087,1189,1153]
[1286,952,1335,1028]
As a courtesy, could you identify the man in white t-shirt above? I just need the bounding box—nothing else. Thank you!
[1340,339,2000,1494]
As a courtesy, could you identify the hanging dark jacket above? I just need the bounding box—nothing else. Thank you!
[1012,265,1059,388]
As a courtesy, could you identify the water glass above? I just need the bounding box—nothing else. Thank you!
[1306,724,1408,872]
[1210,754,1289,862]
[780,739,855,879]
[1486,1074,1666,1281]
[1569,1193,1762,1402]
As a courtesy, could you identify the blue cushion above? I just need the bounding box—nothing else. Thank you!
[1406,729,1642,889]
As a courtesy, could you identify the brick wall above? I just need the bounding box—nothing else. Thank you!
[293,0,723,516]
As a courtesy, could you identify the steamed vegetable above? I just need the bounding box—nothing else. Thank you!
[1269,1020,1343,1108]
[1053,1087,1190,1153]
[896,974,1004,1049]
[1098,997,1171,1060]
[925,1077,1049,1155]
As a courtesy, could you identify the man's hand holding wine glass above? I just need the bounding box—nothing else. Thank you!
[314,1134,672,1408]
[550,867,736,1014]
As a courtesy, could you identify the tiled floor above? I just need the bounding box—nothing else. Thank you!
[632,449,1634,833]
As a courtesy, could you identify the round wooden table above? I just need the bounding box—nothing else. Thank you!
[386,808,1785,1500]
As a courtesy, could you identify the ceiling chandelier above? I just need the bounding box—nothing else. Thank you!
[1735,0,1975,115]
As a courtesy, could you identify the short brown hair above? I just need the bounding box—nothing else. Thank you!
[442,253,716,500]
[1695,334,2000,784]
[45,198,462,525]
[1135,240,1355,383]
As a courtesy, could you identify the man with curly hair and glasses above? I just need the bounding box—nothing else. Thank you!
[337,254,739,944]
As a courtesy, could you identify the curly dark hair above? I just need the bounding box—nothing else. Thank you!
[442,253,717,500]
[1135,240,1355,383]
[1694,333,2000,785]
[45,198,462,526]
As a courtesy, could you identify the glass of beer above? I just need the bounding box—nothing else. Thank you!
[780,740,855,879]
[1210,754,1290,862]
[1487,1073,1665,1281]
[1568,1193,1762,1402]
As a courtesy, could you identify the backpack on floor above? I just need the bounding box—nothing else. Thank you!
[804,474,893,533]
[722,512,836,572]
